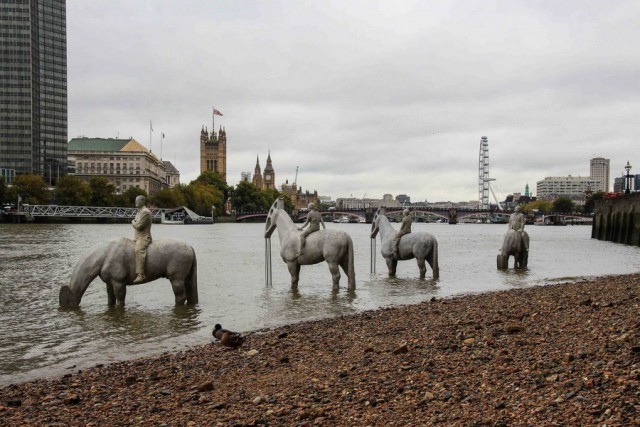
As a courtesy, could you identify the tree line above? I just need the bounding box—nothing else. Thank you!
[0,171,293,217]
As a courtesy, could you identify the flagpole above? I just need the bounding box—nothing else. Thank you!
[212,106,215,133]
[149,120,152,152]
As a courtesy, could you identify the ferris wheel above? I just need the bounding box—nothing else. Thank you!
[478,136,503,210]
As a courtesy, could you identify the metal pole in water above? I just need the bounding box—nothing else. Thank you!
[265,237,272,285]
[370,238,376,273]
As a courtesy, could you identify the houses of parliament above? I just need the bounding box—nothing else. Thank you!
[199,123,317,209]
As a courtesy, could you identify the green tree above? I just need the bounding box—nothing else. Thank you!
[195,170,230,198]
[583,191,604,215]
[89,177,116,206]
[114,187,148,207]
[522,200,553,214]
[9,174,51,205]
[151,187,185,209]
[0,176,6,204]
[53,176,91,205]
[181,182,223,216]
[232,181,265,212]
[553,196,575,213]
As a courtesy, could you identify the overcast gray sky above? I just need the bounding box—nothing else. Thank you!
[67,0,640,202]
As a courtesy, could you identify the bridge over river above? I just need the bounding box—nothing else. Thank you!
[2,204,592,225]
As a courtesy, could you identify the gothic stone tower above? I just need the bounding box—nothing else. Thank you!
[200,126,227,182]
[252,155,264,189]
[263,152,275,190]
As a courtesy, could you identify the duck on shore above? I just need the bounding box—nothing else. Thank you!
[212,324,245,348]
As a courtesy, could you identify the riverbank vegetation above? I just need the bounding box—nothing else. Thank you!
[0,171,293,217]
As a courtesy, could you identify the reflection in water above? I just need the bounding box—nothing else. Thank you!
[1,222,640,385]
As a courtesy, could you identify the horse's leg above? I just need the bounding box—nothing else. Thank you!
[417,257,427,279]
[106,282,116,306]
[385,257,397,277]
[327,261,341,290]
[170,279,187,305]
[112,282,127,306]
[429,246,439,279]
[287,262,300,289]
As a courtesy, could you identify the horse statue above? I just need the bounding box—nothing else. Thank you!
[370,208,439,279]
[497,229,529,270]
[59,238,198,308]
[264,198,355,290]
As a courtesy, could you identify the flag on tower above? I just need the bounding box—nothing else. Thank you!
[150,120,154,132]
[213,108,223,116]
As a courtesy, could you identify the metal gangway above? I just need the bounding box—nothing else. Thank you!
[21,205,171,220]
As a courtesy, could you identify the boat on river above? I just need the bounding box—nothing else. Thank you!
[162,206,214,224]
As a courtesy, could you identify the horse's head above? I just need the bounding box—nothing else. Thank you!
[264,198,284,238]
[370,207,385,238]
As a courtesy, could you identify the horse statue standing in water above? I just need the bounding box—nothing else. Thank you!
[264,198,355,290]
[370,208,439,279]
[59,238,198,308]
[497,229,529,270]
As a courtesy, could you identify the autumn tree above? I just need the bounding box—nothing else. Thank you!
[151,187,185,209]
[53,176,91,205]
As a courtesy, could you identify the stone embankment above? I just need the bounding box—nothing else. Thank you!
[1,275,639,426]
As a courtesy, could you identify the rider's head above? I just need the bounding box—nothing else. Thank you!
[308,202,315,210]
[515,205,522,212]
[135,195,146,208]
[403,208,410,215]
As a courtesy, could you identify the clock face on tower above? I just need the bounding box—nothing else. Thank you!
[265,175,272,181]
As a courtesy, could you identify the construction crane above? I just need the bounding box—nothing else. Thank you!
[294,166,299,187]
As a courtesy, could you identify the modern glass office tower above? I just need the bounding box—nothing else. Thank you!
[0,0,67,185]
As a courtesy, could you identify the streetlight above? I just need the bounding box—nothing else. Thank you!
[625,161,632,194]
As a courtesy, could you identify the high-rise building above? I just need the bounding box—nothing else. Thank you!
[0,0,68,184]
[590,157,610,193]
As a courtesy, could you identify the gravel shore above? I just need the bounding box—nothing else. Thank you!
[1,274,639,426]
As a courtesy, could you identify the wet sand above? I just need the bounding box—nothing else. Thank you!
[1,274,639,426]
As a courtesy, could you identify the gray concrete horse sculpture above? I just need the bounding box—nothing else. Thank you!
[497,229,529,270]
[59,238,198,308]
[264,198,355,290]
[370,208,439,279]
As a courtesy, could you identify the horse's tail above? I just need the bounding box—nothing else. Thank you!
[60,242,109,308]
[187,246,199,304]
[347,235,356,290]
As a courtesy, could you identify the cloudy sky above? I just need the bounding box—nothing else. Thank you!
[67,0,640,202]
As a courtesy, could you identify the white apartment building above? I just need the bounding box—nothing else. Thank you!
[590,157,610,192]
[536,176,601,200]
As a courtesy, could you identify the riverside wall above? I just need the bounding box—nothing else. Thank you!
[592,192,640,246]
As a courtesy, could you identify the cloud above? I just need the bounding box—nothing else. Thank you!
[67,0,640,202]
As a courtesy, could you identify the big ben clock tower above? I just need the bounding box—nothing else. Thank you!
[263,152,275,190]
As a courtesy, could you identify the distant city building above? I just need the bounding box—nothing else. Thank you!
[396,194,411,205]
[590,157,610,192]
[252,153,275,190]
[0,0,68,184]
[536,176,601,201]
[200,126,227,183]
[240,171,251,182]
[68,137,175,195]
[613,174,638,193]
[163,161,180,188]
[336,195,399,209]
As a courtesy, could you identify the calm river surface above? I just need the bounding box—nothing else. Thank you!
[1,221,640,385]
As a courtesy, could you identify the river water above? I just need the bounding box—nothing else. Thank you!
[1,222,639,385]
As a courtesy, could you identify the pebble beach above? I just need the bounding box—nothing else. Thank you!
[1,274,639,426]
